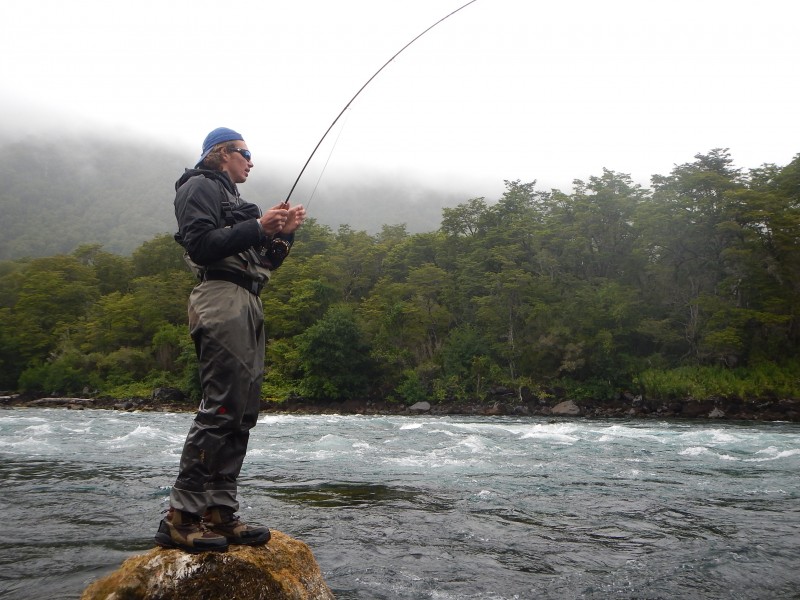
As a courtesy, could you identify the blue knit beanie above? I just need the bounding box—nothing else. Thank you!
[196,127,244,167]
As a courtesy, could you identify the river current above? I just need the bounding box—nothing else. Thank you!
[0,408,798,599]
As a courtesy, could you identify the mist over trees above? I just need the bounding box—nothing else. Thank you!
[0,147,798,405]
[0,136,466,260]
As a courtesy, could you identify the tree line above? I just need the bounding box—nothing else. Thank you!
[1,148,798,405]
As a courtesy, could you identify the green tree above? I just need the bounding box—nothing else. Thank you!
[131,272,195,335]
[439,324,489,394]
[79,291,143,352]
[562,170,646,281]
[296,304,373,400]
[73,243,133,295]
[440,197,488,237]
[7,255,99,371]
[132,233,186,277]
[639,149,749,363]
[151,323,185,372]
[329,225,385,303]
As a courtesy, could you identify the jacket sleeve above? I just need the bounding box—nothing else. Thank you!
[174,176,266,266]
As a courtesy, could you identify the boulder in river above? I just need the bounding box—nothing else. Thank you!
[80,530,334,600]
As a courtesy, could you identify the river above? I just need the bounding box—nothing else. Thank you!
[1,409,798,599]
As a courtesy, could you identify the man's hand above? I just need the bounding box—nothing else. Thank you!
[258,203,306,236]
[283,204,306,234]
[258,204,289,235]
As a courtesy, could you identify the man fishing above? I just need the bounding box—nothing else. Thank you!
[155,127,306,552]
[154,0,477,553]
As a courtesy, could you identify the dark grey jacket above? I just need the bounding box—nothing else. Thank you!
[173,168,292,282]
[174,168,265,265]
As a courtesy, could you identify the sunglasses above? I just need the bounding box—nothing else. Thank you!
[230,147,252,161]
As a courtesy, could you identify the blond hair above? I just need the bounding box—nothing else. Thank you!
[202,142,237,170]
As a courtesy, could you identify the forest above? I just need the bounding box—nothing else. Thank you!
[1,148,798,407]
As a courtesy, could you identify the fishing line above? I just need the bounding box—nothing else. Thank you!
[283,0,480,206]
[306,107,351,209]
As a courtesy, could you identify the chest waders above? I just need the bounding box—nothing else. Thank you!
[169,190,267,516]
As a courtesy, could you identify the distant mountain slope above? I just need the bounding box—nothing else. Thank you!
[0,136,474,259]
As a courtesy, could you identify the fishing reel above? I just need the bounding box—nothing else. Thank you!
[257,237,291,269]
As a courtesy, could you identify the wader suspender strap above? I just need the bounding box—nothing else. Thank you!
[208,176,237,227]
[220,198,235,227]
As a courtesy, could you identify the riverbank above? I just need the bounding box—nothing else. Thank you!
[2,388,798,422]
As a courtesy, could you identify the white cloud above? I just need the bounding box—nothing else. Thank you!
[1,0,798,202]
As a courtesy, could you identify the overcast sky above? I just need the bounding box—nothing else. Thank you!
[2,0,798,202]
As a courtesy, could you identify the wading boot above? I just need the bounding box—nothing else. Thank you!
[204,506,271,546]
[154,508,229,553]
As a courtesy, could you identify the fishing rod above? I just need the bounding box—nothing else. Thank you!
[283,0,481,207]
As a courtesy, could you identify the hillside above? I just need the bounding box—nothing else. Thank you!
[0,135,471,259]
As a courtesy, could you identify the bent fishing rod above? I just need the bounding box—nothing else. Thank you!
[282,0,480,207]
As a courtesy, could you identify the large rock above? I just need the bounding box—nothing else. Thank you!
[81,530,335,600]
[551,400,581,416]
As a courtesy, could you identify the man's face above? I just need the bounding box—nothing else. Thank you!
[221,142,252,184]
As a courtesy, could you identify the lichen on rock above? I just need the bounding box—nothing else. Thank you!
[81,530,335,600]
